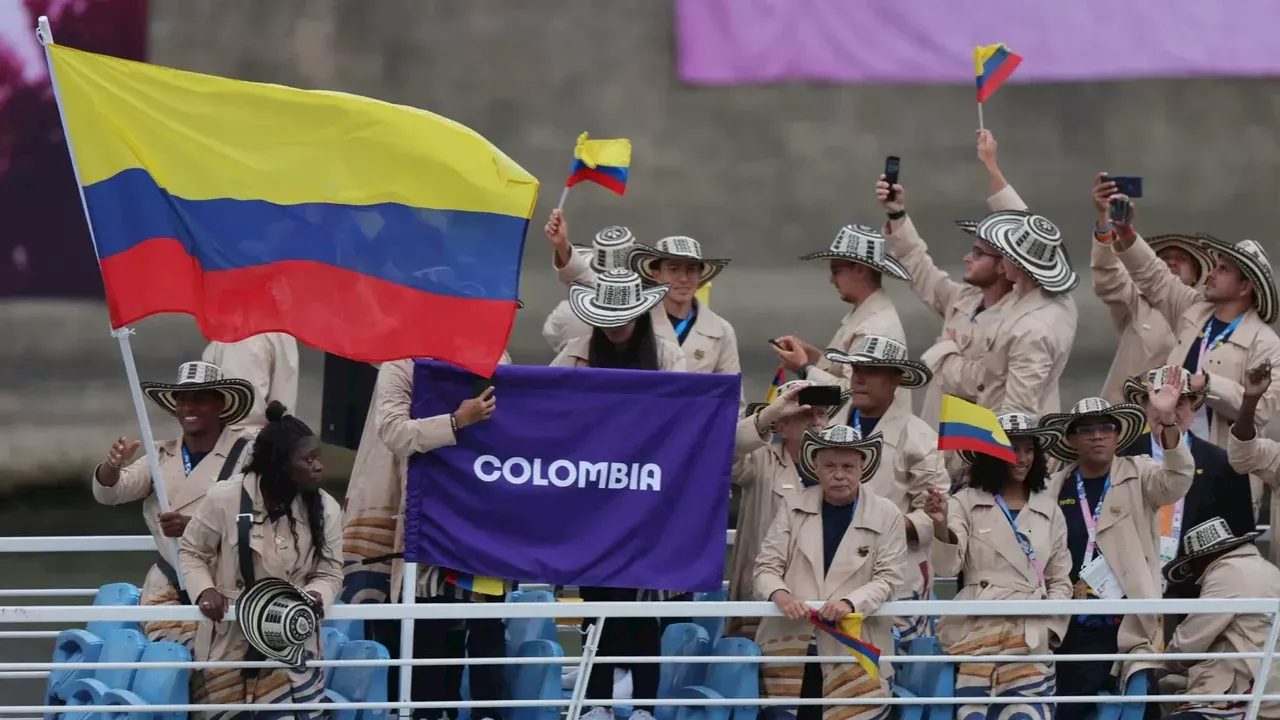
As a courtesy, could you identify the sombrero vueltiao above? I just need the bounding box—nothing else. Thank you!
[744,380,846,423]
[1162,517,1262,585]
[236,577,321,669]
[1147,234,1215,284]
[139,361,255,427]
[1121,365,1208,412]
[797,424,884,485]
[957,211,1079,294]
[567,268,669,328]
[823,335,932,389]
[573,225,639,275]
[1197,235,1278,324]
[629,236,729,288]
[1040,397,1147,464]
[958,412,1063,465]
[800,224,910,282]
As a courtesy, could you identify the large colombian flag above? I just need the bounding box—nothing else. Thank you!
[937,394,1015,463]
[49,45,539,377]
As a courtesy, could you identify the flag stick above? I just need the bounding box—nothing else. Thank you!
[556,186,570,210]
[978,102,985,131]
[37,16,183,585]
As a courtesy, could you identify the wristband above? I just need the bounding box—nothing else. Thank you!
[754,410,769,437]
[797,363,814,379]
[886,209,906,220]
[449,412,459,435]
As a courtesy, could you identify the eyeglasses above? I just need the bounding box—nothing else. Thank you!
[1068,422,1118,437]
[969,245,1001,260]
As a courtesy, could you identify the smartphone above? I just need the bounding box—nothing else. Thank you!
[767,338,785,350]
[797,385,843,408]
[1107,175,1143,199]
[884,156,901,201]
[1109,198,1131,223]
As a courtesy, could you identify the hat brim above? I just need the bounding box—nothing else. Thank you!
[629,245,729,288]
[746,394,849,425]
[957,216,1079,294]
[236,578,318,669]
[958,426,1064,465]
[822,349,932,390]
[1198,235,1278,324]
[138,378,255,427]
[567,282,669,328]
[1148,234,1215,285]
[1162,532,1263,584]
[1120,376,1208,412]
[1039,403,1148,463]
[798,251,910,282]
[797,428,883,485]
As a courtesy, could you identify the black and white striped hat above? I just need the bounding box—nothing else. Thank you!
[567,269,670,328]
[630,235,729,288]
[800,224,910,281]
[573,225,639,275]
[236,578,320,669]
[139,361,255,427]
[823,335,931,389]
[958,211,1078,294]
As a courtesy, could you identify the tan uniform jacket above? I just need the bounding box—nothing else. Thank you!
[1090,237,1177,404]
[1048,444,1195,681]
[728,415,806,603]
[202,333,300,433]
[754,487,907,677]
[179,473,344,663]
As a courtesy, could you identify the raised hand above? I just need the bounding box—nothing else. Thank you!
[1244,362,1273,398]
[759,384,812,427]
[977,130,998,167]
[876,175,905,214]
[455,386,496,429]
[106,437,141,469]
[544,209,569,249]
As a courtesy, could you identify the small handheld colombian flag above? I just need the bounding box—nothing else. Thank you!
[444,569,505,597]
[763,365,786,404]
[558,131,631,208]
[974,43,1022,130]
[809,611,881,679]
[938,395,1015,462]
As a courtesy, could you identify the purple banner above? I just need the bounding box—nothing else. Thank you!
[403,360,740,592]
[677,0,1280,86]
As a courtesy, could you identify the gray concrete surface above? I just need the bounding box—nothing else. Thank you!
[4,0,1280,486]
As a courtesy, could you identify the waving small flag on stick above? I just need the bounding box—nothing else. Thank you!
[557,132,632,209]
[938,395,1015,463]
[974,44,1022,130]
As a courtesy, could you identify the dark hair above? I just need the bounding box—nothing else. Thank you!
[587,311,660,370]
[244,401,330,563]
[967,440,1049,496]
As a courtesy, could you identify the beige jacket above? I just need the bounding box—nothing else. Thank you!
[554,250,741,376]
[550,335,686,370]
[805,291,910,413]
[729,414,807,603]
[754,487,907,677]
[340,353,511,602]
[933,487,1072,654]
[1090,238,1177,405]
[178,473,344,662]
[831,399,951,600]
[1226,434,1280,565]
[92,427,253,601]
[1049,444,1195,681]
[1161,544,1280,719]
[1113,234,1280,448]
[543,299,589,354]
[202,333,299,433]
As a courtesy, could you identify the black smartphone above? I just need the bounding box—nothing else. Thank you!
[1109,198,1131,223]
[767,338,785,350]
[797,385,842,407]
[471,376,494,397]
[884,156,901,200]
[1107,175,1143,199]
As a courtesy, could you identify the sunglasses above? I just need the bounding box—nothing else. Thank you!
[1068,422,1118,437]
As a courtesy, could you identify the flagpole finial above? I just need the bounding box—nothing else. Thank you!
[36,15,52,46]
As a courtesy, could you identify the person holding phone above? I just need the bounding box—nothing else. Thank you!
[1088,173,1214,405]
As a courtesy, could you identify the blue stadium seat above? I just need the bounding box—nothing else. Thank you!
[509,639,565,720]
[322,626,349,684]
[100,640,191,720]
[656,623,712,720]
[87,582,142,639]
[682,637,760,720]
[325,639,392,720]
[692,590,727,646]
[1091,669,1150,720]
[44,629,104,713]
[894,637,955,720]
[673,685,729,720]
[504,589,560,691]
[323,599,366,643]
[61,627,148,712]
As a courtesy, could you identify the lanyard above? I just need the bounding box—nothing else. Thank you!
[181,445,193,477]
[1075,471,1110,563]
[994,494,1044,584]
[851,408,860,430]
[1196,314,1243,371]
[672,305,697,344]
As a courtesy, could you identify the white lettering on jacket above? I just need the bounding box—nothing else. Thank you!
[473,455,661,491]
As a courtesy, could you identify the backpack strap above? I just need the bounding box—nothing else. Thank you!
[153,555,191,605]
[218,437,249,482]
[237,481,262,677]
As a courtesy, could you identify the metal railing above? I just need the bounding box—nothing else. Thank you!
[1,597,1279,718]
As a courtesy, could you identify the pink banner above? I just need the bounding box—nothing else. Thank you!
[677,0,1280,86]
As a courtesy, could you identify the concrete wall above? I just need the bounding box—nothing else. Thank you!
[4,0,1280,486]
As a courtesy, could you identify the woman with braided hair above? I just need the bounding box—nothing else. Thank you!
[179,401,343,718]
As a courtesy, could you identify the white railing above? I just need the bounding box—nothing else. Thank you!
[2,597,1279,718]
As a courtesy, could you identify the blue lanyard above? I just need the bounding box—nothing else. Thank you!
[850,408,860,431]
[994,494,1043,583]
[672,304,697,343]
[1198,314,1244,362]
[1074,471,1110,563]
[180,445,193,477]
